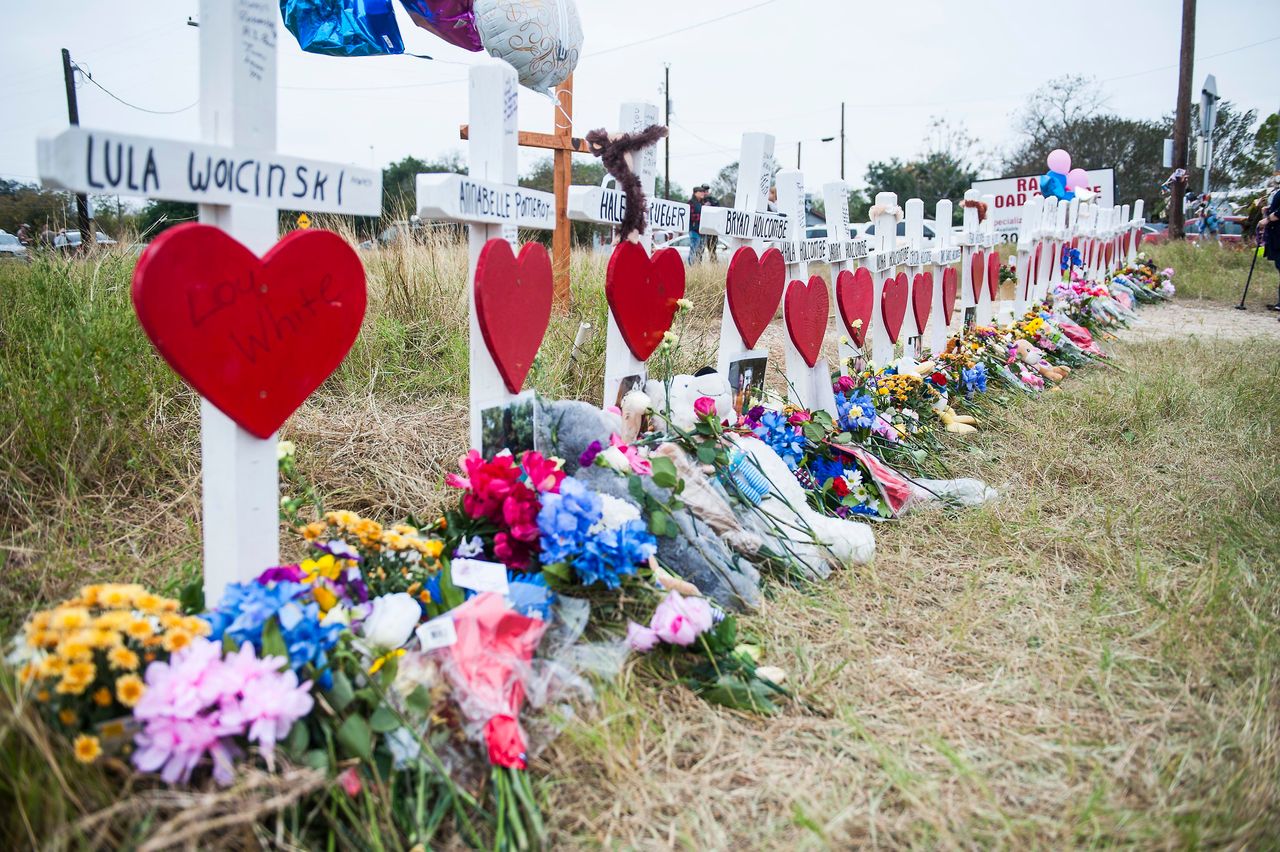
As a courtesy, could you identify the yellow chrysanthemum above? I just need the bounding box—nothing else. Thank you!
[325,509,358,529]
[422,539,444,559]
[78,585,104,606]
[33,630,61,650]
[181,616,212,637]
[159,612,184,630]
[100,586,131,609]
[39,656,65,678]
[115,674,145,708]
[162,630,193,653]
[92,687,113,707]
[132,592,164,614]
[73,734,101,764]
[28,611,52,632]
[125,618,154,640]
[300,521,327,541]
[59,708,78,726]
[89,629,122,649]
[51,607,91,631]
[56,635,94,663]
[93,611,133,631]
[18,661,39,684]
[392,523,418,536]
[35,689,50,702]
[107,646,139,671]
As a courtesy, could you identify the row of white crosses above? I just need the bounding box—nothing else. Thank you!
[37,0,382,604]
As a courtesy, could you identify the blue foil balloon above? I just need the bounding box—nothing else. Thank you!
[1039,170,1075,202]
[280,0,405,57]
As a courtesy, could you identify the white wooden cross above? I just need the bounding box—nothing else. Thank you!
[775,168,835,413]
[975,193,999,326]
[959,189,982,327]
[1067,197,1083,276]
[902,197,931,357]
[868,191,909,365]
[37,0,382,606]
[417,60,557,447]
[1034,196,1060,306]
[822,180,871,370]
[1092,205,1110,279]
[566,104,690,243]
[1046,196,1069,301]
[928,198,961,355]
[1012,195,1043,318]
[700,132,790,377]
[1127,199,1145,265]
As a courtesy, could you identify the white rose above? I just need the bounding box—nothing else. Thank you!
[360,593,421,650]
[594,493,641,532]
[598,445,630,472]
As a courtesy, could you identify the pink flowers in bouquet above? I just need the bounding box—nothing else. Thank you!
[626,590,715,651]
[132,637,313,785]
[447,450,564,570]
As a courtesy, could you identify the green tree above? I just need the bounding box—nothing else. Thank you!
[518,156,615,246]
[381,153,466,218]
[0,180,70,236]
[136,199,198,238]
[864,119,980,225]
[708,156,778,210]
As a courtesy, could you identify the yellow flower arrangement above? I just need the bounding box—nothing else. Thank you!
[73,734,101,764]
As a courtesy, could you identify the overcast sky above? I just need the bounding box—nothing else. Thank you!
[2,0,1276,202]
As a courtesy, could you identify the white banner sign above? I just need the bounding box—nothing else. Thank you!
[38,127,382,216]
[417,173,556,229]
[567,185,690,233]
[971,168,1115,238]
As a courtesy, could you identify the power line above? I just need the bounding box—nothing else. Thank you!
[73,64,197,114]
[1099,33,1280,84]
[586,0,781,57]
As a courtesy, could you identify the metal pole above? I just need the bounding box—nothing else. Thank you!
[61,48,92,247]
[1169,0,1195,239]
[796,140,801,170]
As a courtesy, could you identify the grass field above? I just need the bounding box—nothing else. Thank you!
[1,236,1277,847]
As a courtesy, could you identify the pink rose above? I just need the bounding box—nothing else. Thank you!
[650,591,713,646]
[626,620,660,652]
[693,396,717,419]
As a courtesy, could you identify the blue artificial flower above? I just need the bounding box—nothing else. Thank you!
[808,456,844,489]
[203,580,306,648]
[276,599,342,688]
[506,571,555,620]
[835,391,878,432]
[848,503,881,518]
[752,410,806,471]
[962,362,988,394]
[537,478,602,565]
[573,519,657,589]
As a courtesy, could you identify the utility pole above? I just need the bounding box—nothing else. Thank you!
[1169,0,1195,240]
[840,101,846,181]
[663,64,671,200]
[1200,74,1219,196]
[61,48,93,246]
[796,140,801,170]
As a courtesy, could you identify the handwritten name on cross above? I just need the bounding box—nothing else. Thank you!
[868,191,909,365]
[700,132,788,376]
[928,199,961,355]
[975,193,999,326]
[822,180,870,370]
[776,168,835,414]
[417,60,556,448]
[902,198,931,356]
[36,0,382,606]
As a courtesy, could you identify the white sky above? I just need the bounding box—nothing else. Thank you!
[1,0,1276,201]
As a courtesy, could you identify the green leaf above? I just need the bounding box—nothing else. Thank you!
[325,670,356,714]
[802,421,826,443]
[303,749,331,771]
[650,456,678,489]
[178,578,204,615]
[405,684,433,714]
[337,714,373,762]
[370,706,400,734]
[649,512,668,537]
[541,561,572,582]
[285,720,310,758]
[697,674,779,715]
[628,476,647,503]
[439,558,467,609]
[260,617,288,662]
[696,444,717,464]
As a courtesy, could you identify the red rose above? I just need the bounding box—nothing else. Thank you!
[931,372,947,386]
[484,714,527,769]
[832,477,850,497]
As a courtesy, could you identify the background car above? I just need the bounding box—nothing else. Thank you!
[53,230,117,250]
[0,230,28,260]
[857,219,939,246]
[1185,215,1247,244]
[1140,223,1169,245]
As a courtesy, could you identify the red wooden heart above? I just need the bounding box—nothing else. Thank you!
[131,223,366,439]
[987,251,1001,300]
[911,271,932,336]
[475,238,553,394]
[784,275,829,368]
[881,271,909,344]
[1106,242,1114,266]
[970,249,986,301]
[605,241,686,361]
[941,266,958,325]
[725,245,785,349]
[835,266,874,347]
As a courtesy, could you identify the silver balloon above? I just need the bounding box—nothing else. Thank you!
[475,0,583,95]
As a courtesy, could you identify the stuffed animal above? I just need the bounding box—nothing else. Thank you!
[644,372,736,433]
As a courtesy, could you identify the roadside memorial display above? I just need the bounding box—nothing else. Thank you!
[1013,195,1044,317]
[417,60,557,451]
[775,168,835,413]
[928,199,962,356]
[37,0,381,605]
[867,192,910,366]
[822,180,872,370]
[975,193,1000,326]
[959,189,984,329]
[902,198,933,357]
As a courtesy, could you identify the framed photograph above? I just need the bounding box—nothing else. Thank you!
[479,391,537,459]
[613,373,645,410]
[727,355,768,415]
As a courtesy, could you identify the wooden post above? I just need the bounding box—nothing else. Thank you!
[553,75,574,302]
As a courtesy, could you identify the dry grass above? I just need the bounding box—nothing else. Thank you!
[3,236,1279,847]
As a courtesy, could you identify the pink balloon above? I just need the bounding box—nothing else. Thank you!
[1066,168,1090,190]
[1046,149,1072,174]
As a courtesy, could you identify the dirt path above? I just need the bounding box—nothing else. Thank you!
[1124,299,1280,342]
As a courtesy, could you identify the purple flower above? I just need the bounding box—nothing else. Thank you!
[578,440,603,468]
[257,565,305,585]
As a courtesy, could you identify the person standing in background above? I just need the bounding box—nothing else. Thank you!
[1261,176,1280,314]
[688,185,709,264]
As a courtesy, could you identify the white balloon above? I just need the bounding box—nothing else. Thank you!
[475,0,583,95]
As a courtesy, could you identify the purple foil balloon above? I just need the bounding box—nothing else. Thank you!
[399,0,483,52]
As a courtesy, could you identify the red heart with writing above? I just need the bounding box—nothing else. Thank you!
[911,271,932,336]
[987,251,1001,300]
[475,238,553,394]
[1106,242,1114,266]
[970,249,986,301]
[725,245,785,349]
[881,271,908,344]
[606,241,686,361]
[784,275,829,368]
[941,266,958,325]
[835,267,874,347]
[131,223,366,439]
